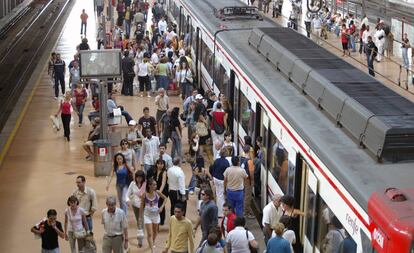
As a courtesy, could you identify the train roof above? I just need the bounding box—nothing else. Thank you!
[185,0,414,209]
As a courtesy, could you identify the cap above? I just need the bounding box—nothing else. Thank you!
[128,120,137,126]
[195,94,203,100]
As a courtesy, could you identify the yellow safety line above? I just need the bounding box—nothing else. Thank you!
[0,65,47,167]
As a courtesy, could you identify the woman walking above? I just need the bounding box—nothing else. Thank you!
[177,58,193,100]
[64,196,89,253]
[106,153,135,214]
[139,178,167,252]
[137,58,153,97]
[56,91,73,141]
[170,107,183,160]
[73,83,87,127]
[152,159,169,225]
[341,24,350,56]
[126,170,146,247]
[120,138,137,171]
[155,57,171,90]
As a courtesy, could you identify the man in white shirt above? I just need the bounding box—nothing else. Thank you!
[140,129,160,173]
[101,196,128,253]
[167,157,187,216]
[312,14,323,45]
[165,27,177,42]
[226,217,258,253]
[360,14,369,29]
[158,16,167,35]
[262,194,283,244]
[73,176,98,231]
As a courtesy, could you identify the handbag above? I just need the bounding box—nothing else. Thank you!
[68,208,87,239]
[113,107,122,117]
[195,122,209,137]
[246,229,258,253]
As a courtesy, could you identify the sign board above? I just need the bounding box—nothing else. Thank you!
[79,49,122,78]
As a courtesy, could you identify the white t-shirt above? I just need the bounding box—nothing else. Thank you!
[226,227,255,253]
[66,207,86,232]
[158,20,167,33]
[138,62,149,77]
[262,202,283,228]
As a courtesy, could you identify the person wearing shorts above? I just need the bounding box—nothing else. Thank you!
[139,179,167,252]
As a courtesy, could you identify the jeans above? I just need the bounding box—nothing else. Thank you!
[124,20,131,37]
[132,206,144,245]
[213,178,224,217]
[144,164,152,173]
[156,75,169,90]
[76,104,85,124]
[180,81,193,100]
[122,74,134,96]
[54,73,65,97]
[81,22,87,35]
[86,216,93,231]
[188,166,197,192]
[171,131,182,159]
[61,114,71,139]
[402,48,410,68]
[367,56,375,76]
[116,184,128,215]
[121,110,133,124]
[42,248,60,253]
[227,189,244,216]
[349,35,356,52]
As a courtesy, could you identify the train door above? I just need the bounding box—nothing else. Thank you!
[256,103,269,208]
[178,6,184,36]
[297,155,319,253]
[231,70,240,149]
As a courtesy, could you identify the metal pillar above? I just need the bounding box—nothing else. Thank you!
[99,79,108,140]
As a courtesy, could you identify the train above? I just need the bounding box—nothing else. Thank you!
[163,0,414,252]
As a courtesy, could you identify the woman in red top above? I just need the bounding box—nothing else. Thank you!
[341,24,350,56]
[73,83,88,127]
[56,91,73,141]
[211,102,228,147]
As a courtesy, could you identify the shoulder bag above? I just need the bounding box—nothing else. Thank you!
[68,208,87,239]
[195,121,208,137]
[246,229,258,253]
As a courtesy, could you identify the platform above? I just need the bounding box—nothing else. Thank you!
[245,0,414,101]
[0,0,266,252]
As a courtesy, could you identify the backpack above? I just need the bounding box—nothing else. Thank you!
[212,114,225,134]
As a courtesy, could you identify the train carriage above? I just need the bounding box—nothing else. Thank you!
[163,0,414,252]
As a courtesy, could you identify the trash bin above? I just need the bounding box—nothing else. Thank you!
[93,139,112,177]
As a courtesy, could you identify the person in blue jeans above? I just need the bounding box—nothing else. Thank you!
[106,153,134,215]
[267,223,292,253]
[223,156,248,216]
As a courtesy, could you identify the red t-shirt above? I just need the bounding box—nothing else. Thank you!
[341,29,349,43]
[61,101,71,115]
[211,111,225,129]
[74,88,87,106]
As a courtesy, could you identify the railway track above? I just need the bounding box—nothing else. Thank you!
[0,0,73,133]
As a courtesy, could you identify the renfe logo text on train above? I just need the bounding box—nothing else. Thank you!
[346,213,359,235]
[373,228,385,249]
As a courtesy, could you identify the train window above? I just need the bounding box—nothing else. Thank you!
[267,133,289,193]
[304,186,317,247]
[201,41,212,76]
[239,92,254,137]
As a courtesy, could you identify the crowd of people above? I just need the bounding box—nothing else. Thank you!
[248,0,412,78]
[36,0,365,253]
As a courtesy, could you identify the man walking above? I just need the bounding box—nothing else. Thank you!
[53,53,65,99]
[366,36,377,77]
[140,129,160,172]
[210,149,230,217]
[163,203,194,253]
[155,88,169,124]
[168,157,187,216]
[223,156,248,216]
[73,175,98,231]
[31,209,65,253]
[80,9,88,35]
[194,189,218,245]
[121,50,135,96]
[101,196,129,253]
